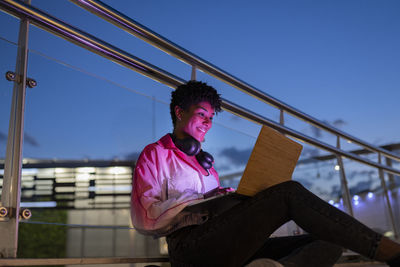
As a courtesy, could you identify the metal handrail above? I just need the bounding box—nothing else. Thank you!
[69,0,400,162]
[1,0,399,177]
[223,99,400,176]
[0,0,184,88]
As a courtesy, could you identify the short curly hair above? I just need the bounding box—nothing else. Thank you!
[170,81,222,127]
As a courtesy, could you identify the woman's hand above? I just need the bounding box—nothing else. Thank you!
[203,187,235,199]
[217,187,235,195]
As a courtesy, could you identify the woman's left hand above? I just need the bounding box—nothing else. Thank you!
[217,187,235,195]
[203,187,235,198]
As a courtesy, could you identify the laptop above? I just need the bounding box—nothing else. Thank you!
[187,125,303,207]
[236,125,303,196]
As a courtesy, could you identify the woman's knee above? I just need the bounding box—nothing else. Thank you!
[253,181,310,204]
[271,180,305,192]
[256,180,305,197]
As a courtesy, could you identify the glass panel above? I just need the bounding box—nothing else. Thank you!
[0,24,18,194]
[343,156,394,236]
[294,146,342,202]
[32,0,191,83]
[25,37,157,160]
[0,10,20,43]
[197,71,281,131]
[18,209,68,258]
[65,210,161,258]
[284,112,340,148]
[19,24,174,258]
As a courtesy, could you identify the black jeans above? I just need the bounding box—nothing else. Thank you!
[166,181,382,267]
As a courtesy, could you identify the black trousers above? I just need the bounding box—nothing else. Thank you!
[166,181,382,267]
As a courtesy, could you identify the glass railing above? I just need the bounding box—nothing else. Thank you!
[0,16,260,259]
[1,0,400,263]
[344,156,397,238]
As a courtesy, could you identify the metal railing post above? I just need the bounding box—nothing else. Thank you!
[378,153,399,239]
[336,137,353,216]
[279,109,284,126]
[0,0,30,258]
[191,65,196,81]
[385,157,396,190]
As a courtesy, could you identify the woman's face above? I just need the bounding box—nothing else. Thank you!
[175,101,215,142]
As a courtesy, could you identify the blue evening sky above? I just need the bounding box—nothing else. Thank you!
[1,0,399,177]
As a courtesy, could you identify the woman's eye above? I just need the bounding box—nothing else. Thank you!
[198,112,205,117]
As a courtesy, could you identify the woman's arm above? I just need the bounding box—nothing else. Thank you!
[132,145,203,231]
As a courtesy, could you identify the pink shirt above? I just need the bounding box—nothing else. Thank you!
[131,134,220,236]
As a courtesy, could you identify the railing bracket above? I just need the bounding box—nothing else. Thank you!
[5,71,37,88]
[0,206,31,222]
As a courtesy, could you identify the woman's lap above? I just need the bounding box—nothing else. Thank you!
[167,181,380,267]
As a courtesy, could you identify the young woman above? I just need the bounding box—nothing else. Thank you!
[131,81,400,267]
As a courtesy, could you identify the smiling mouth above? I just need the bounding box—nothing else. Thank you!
[197,127,207,133]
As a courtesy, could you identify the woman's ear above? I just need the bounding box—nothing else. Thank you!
[174,106,183,121]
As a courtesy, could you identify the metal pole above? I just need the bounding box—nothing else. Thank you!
[378,153,399,239]
[385,156,399,236]
[385,157,396,190]
[152,95,156,141]
[336,137,353,216]
[191,65,196,80]
[0,0,30,258]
